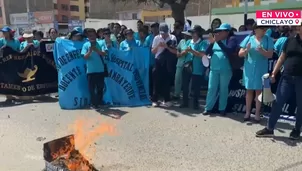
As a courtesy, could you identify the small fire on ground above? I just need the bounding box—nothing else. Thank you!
[43,117,116,171]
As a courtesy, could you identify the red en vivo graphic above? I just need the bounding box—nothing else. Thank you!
[256,10,301,26]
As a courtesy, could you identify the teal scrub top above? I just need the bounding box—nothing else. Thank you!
[274,37,287,57]
[176,39,190,67]
[110,34,117,42]
[134,32,140,40]
[187,39,208,75]
[265,28,272,37]
[0,38,20,51]
[99,39,118,49]
[119,39,139,51]
[137,38,150,47]
[81,41,105,74]
[146,34,154,46]
[210,40,232,71]
[240,35,274,90]
[146,34,156,66]
[19,40,40,51]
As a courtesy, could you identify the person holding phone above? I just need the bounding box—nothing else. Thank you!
[102,28,118,49]
[81,28,107,109]
[119,29,139,51]
[151,23,177,107]
[173,31,191,100]
[180,25,207,109]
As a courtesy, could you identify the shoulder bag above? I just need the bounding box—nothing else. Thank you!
[99,52,109,77]
[183,41,198,74]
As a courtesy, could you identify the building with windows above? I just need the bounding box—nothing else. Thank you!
[0,0,5,27]
[53,0,86,30]
[0,0,87,31]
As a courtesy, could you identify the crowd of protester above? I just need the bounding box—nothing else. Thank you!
[0,17,301,140]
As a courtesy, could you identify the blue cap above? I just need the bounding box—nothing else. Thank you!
[1,26,12,32]
[73,27,83,34]
[215,23,231,31]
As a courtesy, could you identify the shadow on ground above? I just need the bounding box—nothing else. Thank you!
[0,96,58,108]
[149,94,301,146]
[275,160,302,170]
[96,106,128,119]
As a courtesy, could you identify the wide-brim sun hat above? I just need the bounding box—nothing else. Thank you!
[23,33,34,38]
[252,23,269,30]
[181,31,192,36]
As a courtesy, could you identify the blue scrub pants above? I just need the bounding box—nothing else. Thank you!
[174,67,183,97]
[205,69,232,111]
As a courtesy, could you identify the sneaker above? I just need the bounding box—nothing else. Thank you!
[90,105,99,110]
[4,99,12,104]
[289,129,300,140]
[256,128,274,137]
[172,96,180,100]
[193,104,199,110]
[202,110,212,115]
[162,101,172,107]
[152,102,159,107]
[179,103,188,108]
[219,110,226,116]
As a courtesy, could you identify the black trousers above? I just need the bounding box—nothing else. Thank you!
[152,59,171,102]
[87,72,105,106]
[149,67,153,97]
[182,70,202,106]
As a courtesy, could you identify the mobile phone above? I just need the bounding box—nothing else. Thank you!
[90,40,96,47]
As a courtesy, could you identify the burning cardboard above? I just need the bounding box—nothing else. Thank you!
[43,135,98,171]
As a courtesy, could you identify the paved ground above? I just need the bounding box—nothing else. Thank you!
[0,97,301,171]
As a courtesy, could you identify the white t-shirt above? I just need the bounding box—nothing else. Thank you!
[152,34,177,58]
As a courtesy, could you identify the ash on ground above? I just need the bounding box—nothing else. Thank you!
[51,150,98,171]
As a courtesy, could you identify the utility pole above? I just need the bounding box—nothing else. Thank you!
[191,0,201,16]
[244,0,248,25]
[26,0,30,13]
[208,0,212,28]
[26,0,31,29]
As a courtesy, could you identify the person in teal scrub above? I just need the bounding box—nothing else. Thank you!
[102,28,118,49]
[97,28,104,40]
[146,22,159,66]
[0,26,20,51]
[20,31,40,52]
[81,28,107,109]
[146,22,159,97]
[274,27,293,57]
[119,29,139,51]
[173,31,191,99]
[203,23,237,116]
[137,27,150,47]
[134,20,144,40]
[0,26,21,103]
[181,25,207,109]
[238,24,274,122]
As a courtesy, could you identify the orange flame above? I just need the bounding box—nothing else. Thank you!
[68,117,116,160]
